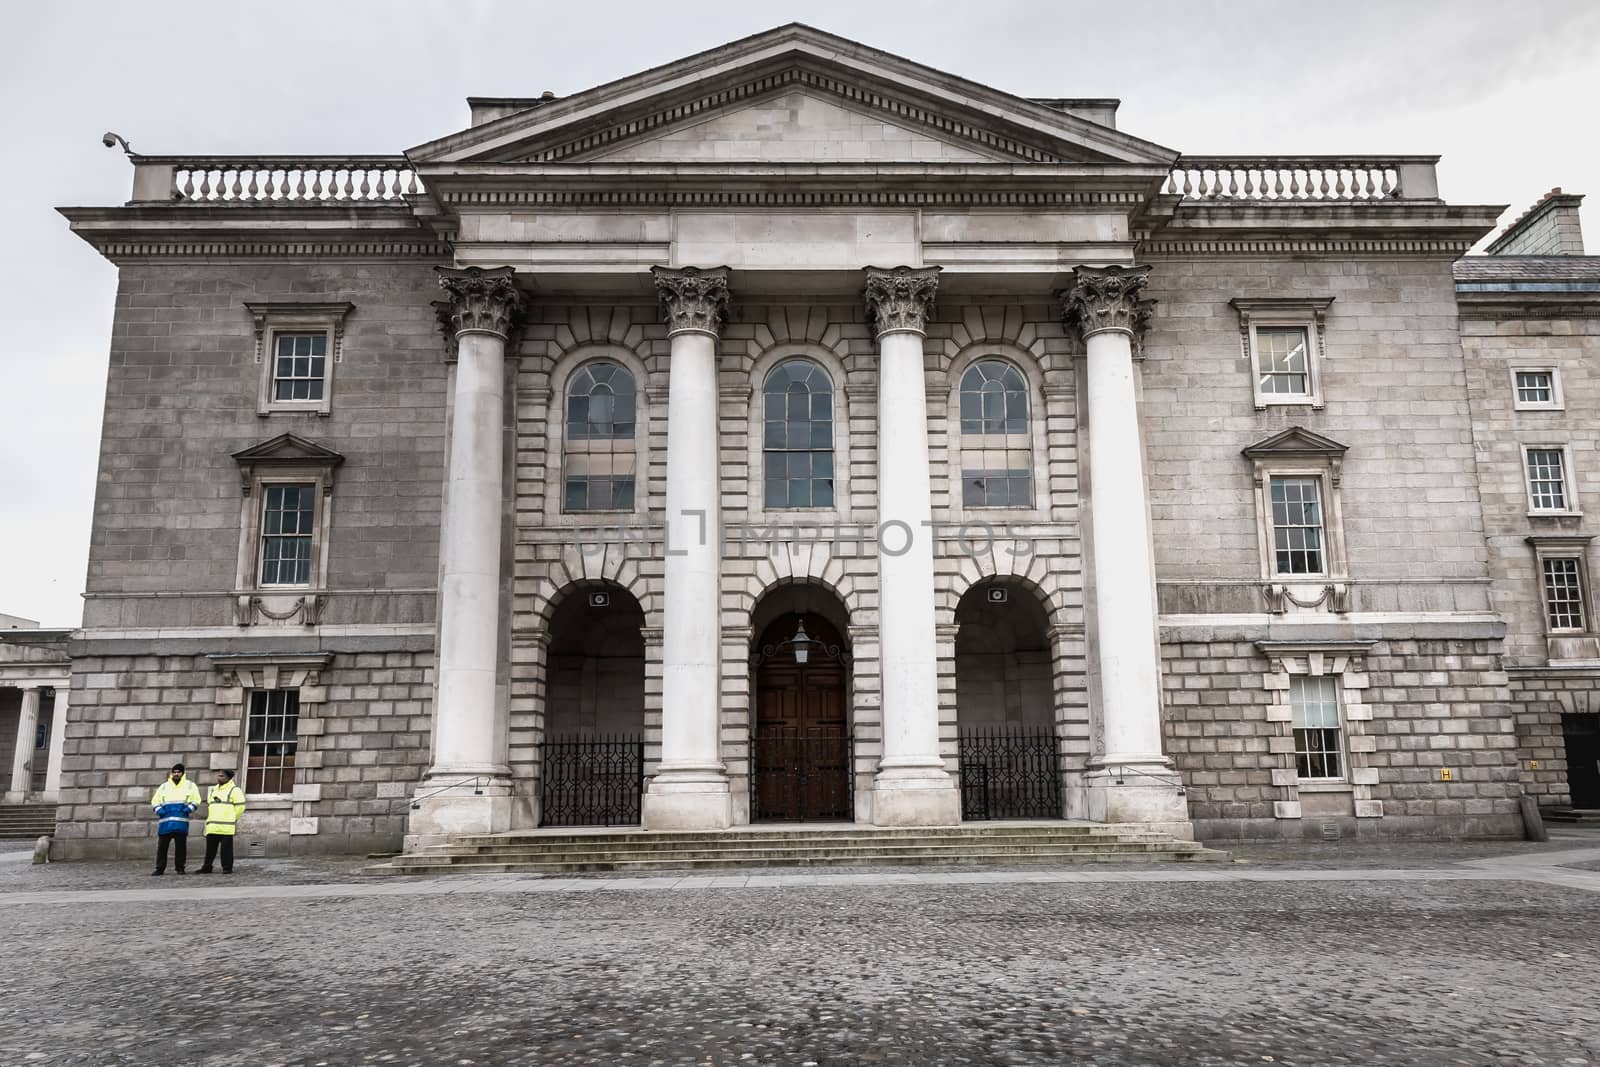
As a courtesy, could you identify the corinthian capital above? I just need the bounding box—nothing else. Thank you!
[1059,265,1154,342]
[652,266,730,337]
[436,266,527,339]
[863,265,941,337]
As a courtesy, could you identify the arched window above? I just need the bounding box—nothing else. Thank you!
[763,359,834,508]
[958,359,1033,508]
[563,360,636,512]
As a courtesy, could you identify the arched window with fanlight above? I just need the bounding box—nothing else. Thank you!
[763,359,834,509]
[958,358,1033,508]
[563,360,637,512]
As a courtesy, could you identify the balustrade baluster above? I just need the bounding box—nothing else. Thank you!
[1380,169,1395,197]
[228,170,242,200]
[198,169,213,199]
[358,169,372,200]
[245,168,259,200]
[1333,169,1346,198]
[1283,170,1295,198]
[1363,170,1377,198]
[1243,169,1256,198]
[1181,169,1193,197]
[293,169,307,199]
[1226,168,1239,198]
[341,169,356,198]
[178,170,195,199]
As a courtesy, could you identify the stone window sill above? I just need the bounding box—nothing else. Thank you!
[1295,781,1352,793]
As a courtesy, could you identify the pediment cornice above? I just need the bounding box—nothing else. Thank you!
[408,25,1177,168]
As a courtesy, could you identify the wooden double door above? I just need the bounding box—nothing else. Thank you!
[752,613,851,821]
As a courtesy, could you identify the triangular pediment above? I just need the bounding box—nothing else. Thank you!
[1241,427,1349,459]
[586,89,1009,164]
[409,25,1177,167]
[231,433,345,467]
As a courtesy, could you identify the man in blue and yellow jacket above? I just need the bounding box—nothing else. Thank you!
[198,768,246,874]
[150,763,201,875]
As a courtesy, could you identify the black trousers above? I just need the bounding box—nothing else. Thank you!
[154,832,188,873]
[201,834,235,872]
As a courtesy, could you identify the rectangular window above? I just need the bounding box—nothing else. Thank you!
[271,332,328,402]
[1542,557,1586,631]
[260,484,316,586]
[1290,674,1343,780]
[1270,476,1325,575]
[1255,326,1311,398]
[1527,448,1569,512]
[1515,371,1555,407]
[246,689,299,794]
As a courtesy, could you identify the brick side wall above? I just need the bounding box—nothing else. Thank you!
[1163,636,1521,840]
[54,652,432,859]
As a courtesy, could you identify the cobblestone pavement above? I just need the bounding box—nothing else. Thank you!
[1,839,1598,1066]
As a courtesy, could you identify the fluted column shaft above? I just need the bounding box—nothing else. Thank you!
[643,266,733,830]
[863,266,960,827]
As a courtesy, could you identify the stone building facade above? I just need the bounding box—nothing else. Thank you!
[48,24,1590,857]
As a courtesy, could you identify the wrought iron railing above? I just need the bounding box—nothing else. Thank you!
[958,724,1062,820]
[750,726,853,822]
[409,774,485,810]
[538,733,644,827]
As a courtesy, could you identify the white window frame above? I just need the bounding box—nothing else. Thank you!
[230,435,343,609]
[1249,464,1349,584]
[1523,444,1579,517]
[942,346,1052,521]
[244,687,302,797]
[1510,366,1563,411]
[1231,298,1334,411]
[246,302,353,417]
[1288,673,1347,783]
[1528,538,1593,636]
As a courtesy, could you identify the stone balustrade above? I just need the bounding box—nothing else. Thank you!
[129,157,419,203]
[1166,156,1440,202]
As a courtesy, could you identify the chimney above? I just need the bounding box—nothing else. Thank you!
[1486,188,1585,255]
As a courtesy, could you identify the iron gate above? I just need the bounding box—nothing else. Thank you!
[958,724,1061,820]
[538,733,644,827]
[750,727,854,822]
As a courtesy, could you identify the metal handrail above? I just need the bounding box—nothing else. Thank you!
[1106,764,1186,796]
[409,775,484,810]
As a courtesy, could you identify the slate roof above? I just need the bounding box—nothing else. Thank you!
[1454,256,1600,289]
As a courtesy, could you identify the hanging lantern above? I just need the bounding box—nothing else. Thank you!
[791,619,812,664]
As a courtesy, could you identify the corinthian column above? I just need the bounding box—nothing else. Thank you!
[1060,265,1190,836]
[643,266,732,830]
[412,266,525,842]
[4,686,41,802]
[863,266,960,827]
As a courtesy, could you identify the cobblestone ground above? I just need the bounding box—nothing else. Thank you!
[1,838,1597,1067]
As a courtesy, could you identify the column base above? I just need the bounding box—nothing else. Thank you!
[404,776,514,850]
[871,763,962,827]
[642,769,732,831]
[1071,765,1194,840]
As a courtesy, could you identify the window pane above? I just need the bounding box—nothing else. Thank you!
[564,361,639,511]
[1527,449,1568,511]
[271,332,328,404]
[1290,675,1343,779]
[1269,477,1325,574]
[1516,371,1553,405]
[260,483,315,585]
[1543,557,1586,630]
[1257,327,1311,397]
[958,360,1033,507]
[246,689,300,794]
[761,359,835,511]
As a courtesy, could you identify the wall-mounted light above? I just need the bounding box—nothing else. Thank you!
[791,619,812,665]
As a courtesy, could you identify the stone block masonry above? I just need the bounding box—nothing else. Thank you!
[54,652,433,860]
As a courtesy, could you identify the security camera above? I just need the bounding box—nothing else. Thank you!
[101,131,133,156]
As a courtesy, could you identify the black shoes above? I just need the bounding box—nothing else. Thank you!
[150,870,162,876]
[197,868,213,874]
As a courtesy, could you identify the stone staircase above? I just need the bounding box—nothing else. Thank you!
[1544,807,1600,824]
[0,803,57,841]
[369,823,1229,876]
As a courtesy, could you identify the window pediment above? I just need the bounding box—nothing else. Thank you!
[231,433,345,496]
[1242,426,1349,462]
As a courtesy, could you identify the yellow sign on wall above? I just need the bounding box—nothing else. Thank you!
[1440,768,1453,782]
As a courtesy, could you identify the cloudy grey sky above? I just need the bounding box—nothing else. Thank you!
[2,0,1596,627]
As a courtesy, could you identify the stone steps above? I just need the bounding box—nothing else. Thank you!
[369,824,1229,877]
[0,804,57,840]
[1544,807,1600,824]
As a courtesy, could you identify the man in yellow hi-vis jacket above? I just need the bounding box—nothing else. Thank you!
[198,768,247,874]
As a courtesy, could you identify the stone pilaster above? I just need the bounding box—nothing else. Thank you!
[863,266,960,827]
[643,266,733,830]
[1060,265,1190,836]
[411,266,528,844]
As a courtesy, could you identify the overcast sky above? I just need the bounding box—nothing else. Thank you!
[2,0,1597,627]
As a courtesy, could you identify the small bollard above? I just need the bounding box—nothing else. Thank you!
[1519,795,1548,843]
[31,835,50,865]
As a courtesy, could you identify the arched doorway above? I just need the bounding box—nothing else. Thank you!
[539,583,646,826]
[749,589,853,822]
[954,579,1061,820]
